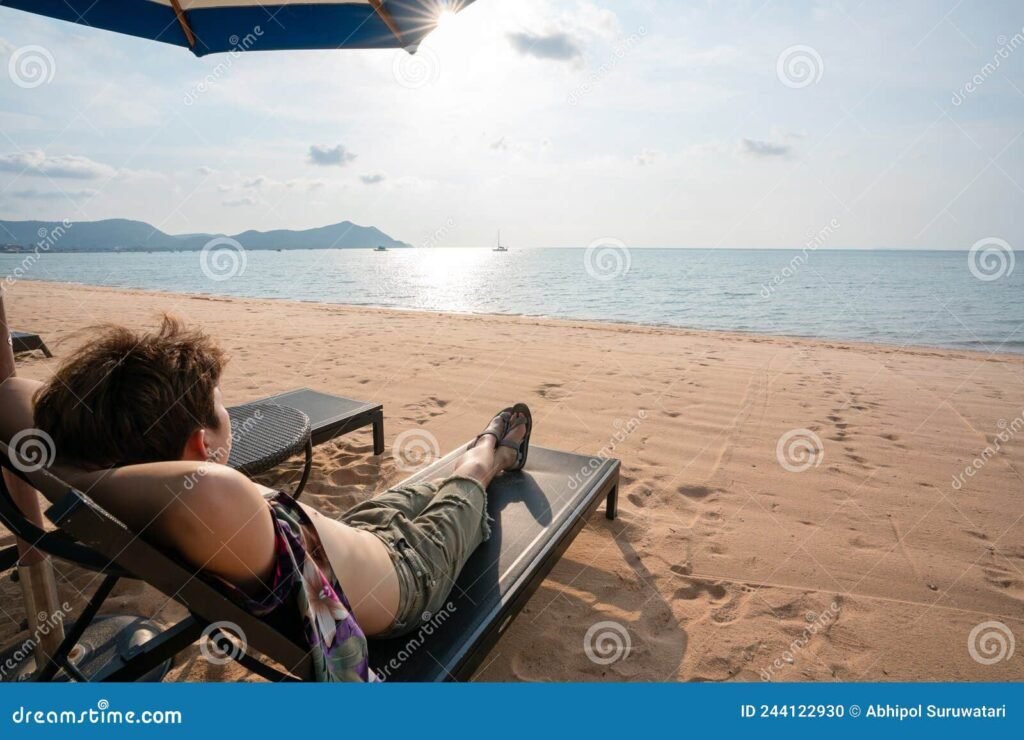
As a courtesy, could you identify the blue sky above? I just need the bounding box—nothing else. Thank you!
[1,0,1022,248]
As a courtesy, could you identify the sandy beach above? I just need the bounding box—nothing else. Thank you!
[2,280,1022,682]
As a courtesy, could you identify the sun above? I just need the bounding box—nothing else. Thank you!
[435,9,457,31]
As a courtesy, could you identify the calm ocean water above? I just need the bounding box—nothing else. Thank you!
[4,248,1022,353]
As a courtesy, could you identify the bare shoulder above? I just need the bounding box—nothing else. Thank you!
[155,464,277,588]
[164,464,268,537]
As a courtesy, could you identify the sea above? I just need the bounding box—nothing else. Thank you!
[3,247,1022,354]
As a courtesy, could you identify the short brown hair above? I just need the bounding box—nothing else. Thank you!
[34,315,227,469]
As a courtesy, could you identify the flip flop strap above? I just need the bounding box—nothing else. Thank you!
[497,438,525,466]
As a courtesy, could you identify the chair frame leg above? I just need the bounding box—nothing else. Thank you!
[372,411,385,456]
[605,485,618,520]
[294,439,313,499]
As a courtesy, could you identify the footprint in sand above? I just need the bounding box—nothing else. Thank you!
[677,484,719,500]
[535,382,570,401]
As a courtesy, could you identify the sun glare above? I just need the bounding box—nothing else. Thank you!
[435,9,456,31]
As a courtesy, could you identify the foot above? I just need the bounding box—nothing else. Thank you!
[494,411,528,472]
[468,407,513,450]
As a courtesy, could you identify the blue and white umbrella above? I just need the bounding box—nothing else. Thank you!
[0,0,474,56]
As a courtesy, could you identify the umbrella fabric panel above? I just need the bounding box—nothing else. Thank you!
[0,0,469,56]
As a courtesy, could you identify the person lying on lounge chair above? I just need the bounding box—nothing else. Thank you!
[0,312,532,682]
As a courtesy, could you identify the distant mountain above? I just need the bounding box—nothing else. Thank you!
[0,218,411,252]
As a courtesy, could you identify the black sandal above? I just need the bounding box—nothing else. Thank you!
[468,407,514,450]
[498,403,532,471]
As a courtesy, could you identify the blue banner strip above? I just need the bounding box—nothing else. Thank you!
[1,683,1021,738]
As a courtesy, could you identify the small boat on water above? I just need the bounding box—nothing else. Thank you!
[373,245,388,252]
[492,230,509,252]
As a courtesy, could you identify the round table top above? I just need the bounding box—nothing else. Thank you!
[226,403,311,476]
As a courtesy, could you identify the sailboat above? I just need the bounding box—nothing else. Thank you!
[373,245,388,252]
[492,230,509,252]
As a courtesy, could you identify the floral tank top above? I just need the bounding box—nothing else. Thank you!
[223,491,374,682]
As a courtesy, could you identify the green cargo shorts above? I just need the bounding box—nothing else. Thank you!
[341,475,491,638]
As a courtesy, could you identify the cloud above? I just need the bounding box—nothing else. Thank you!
[243,175,268,189]
[738,138,792,159]
[0,150,117,179]
[507,31,583,62]
[197,166,218,175]
[307,144,356,167]
[216,184,233,193]
[490,136,508,151]
[223,196,257,207]
[11,188,97,200]
[634,148,658,166]
[360,173,386,185]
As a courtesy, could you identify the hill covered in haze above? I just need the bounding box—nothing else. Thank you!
[0,218,410,252]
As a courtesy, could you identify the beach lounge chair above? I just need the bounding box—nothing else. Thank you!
[0,435,618,682]
[241,387,385,455]
[10,331,53,358]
